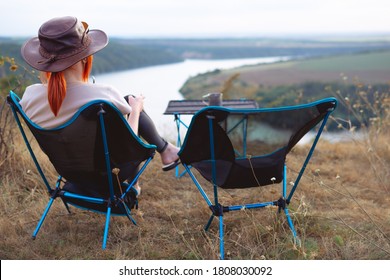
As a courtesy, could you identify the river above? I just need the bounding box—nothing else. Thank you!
[96,57,287,137]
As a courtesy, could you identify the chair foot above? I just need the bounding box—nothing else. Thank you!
[293,236,302,248]
[102,206,112,250]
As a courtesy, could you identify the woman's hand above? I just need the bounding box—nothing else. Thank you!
[126,94,145,134]
[127,94,145,114]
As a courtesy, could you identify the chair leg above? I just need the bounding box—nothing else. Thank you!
[204,213,225,259]
[204,214,214,232]
[32,198,55,239]
[281,164,301,246]
[218,215,225,260]
[284,207,301,247]
[60,198,72,214]
[102,206,112,250]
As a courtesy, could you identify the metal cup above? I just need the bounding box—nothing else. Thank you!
[203,92,223,106]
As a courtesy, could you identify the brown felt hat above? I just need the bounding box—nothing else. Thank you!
[21,16,108,72]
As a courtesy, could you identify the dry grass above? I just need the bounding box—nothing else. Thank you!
[2,52,389,260]
[1,95,389,260]
[1,133,389,260]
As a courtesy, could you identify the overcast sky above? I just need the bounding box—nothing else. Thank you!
[1,0,389,38]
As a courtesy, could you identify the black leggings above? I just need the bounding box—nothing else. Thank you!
[124,95,167,153]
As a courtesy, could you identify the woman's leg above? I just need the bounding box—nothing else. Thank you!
[138,110,167,152]
[124,95,179,170]
[138,111,180,170]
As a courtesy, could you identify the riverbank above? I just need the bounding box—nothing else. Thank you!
[179,50,390,132]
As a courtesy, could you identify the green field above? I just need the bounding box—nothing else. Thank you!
[296,51,390,71]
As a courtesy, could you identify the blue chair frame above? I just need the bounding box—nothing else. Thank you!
[7,91,156,249]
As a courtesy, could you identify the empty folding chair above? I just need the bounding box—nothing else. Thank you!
[7,91,156,249]
[179,97,337,259]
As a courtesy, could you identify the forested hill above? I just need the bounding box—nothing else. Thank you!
[91,41,183,74]
[0,38,183,77]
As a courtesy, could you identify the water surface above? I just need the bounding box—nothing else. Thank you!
[96,57,287,136]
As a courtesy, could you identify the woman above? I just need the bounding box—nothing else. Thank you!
[19,16,180,193]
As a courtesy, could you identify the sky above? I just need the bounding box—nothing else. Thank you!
[1,0,389,38]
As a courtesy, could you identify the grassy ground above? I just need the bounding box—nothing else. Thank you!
[1,105,389,260]
[1,50,389,260]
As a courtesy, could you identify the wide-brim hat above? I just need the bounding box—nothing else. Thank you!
[21,16,108,73]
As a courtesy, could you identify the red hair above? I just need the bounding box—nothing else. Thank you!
[83,55,93,82]
[46,55,93,116]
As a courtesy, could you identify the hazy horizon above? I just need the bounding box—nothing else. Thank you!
[1,32,389,42]
[1,0,389,38]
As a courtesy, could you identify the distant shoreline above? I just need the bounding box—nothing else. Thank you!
[2,36,390,78]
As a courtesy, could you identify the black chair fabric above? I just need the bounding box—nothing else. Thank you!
[8,94,155,214]
[179,99,336,189]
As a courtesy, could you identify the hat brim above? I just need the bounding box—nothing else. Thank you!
[21,29,108,72]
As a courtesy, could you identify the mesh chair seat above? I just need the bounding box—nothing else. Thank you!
[191,147,287,188]
[179,97,337,259]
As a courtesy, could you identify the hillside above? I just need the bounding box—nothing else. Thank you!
[180,50,390,97]
[0,37,389,261]
[179,50,390,129]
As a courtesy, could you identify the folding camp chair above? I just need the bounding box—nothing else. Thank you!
[179,97,337,259]
[7,91,156,249]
